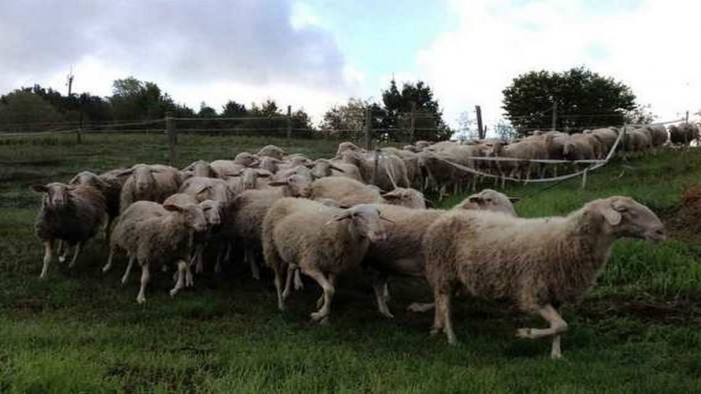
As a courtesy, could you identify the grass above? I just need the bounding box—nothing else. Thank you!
[2,132,701,392]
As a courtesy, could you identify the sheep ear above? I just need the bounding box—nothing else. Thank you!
[248,160,260,168]
[267,180,289,187]
[508,196,521,203]
[381,193,400,200]
[256,170,272,177]
[329,165,346,173]
[599,204,622,226]
[183,162,195,171]
[468,196,484,204]
[163,203,184,212]
[30,184,49,193]
[116,168,134,177]
[332,211,353,222]
[195,185,210,197]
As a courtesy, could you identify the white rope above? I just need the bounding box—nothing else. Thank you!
[376,150,398,189]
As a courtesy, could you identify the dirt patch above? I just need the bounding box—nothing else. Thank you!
[665,184,701,243]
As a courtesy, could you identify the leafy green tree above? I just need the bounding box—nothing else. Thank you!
[380,79,451,141]
[320,98,368,139]
[109,77,177,121]
[0,90,64,130]
[198,102,217,118]
[502,67,638,135]
[221,101,247,117]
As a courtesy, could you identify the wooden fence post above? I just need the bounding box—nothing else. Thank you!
[76,110,83,144]
[409,101,416,143]
[551,102,558,131]
[475,105,484,139]
[364,106,373,150]
[286,105,292,140]
[166,112,177,164]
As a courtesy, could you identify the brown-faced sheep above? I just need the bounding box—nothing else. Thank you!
[31,183,106,279]
[423,196,665,359]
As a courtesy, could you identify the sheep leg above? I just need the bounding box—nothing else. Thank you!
[68,242,82,268]
[121,256,135,285]
[185,264,194,288]
[169,260,188,297]
[194,244,205,274]
[305,269,335,322]
[294,269,304,290]
[246,249,261,280]
[407,302,435,313]
[39,239,54,279]
[431,289,456,345]
[515,304,568,359]
[103,250,115,273]
[273,265,287,311]
[57,240,67,263]
[136,262,150,304]
[282,265,295,301]
[372,275,393,318]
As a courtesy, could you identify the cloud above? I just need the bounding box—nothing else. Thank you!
[415,0,701,129]
[0,0,356,118]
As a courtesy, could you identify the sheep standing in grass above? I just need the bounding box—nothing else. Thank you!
[118,164,181,213]
[106,200,207,303]
[366,189,517,317]
[69,169,127,241]
[310,177,425,208]
[423,196,665,359]
[31,183,106,279]
[262,198,389,321]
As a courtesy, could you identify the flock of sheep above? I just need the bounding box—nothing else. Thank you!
[30,122,689,359]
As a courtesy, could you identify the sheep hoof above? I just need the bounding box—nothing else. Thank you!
[169,288,179,297]
[102,264,111,273]
[407,303,434,313]
[310,311,328,322]
[379,310,395,319]
[136,296,146,304]
[58,256,66,264]
[429,327,440,337]
[551,352,564,360]
[516,328,533,339]
[39,272,47,280]
[318,316,330,325]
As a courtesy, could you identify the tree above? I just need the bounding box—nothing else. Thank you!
[379,79,451,141]
[221,100,247,117]
[109,77,177,121]
[623,103,656,125]
[455,111,478,141]
[320,98,368,139]
[198,102,217,118]
[0,90,64,130]
[502,67,638,136]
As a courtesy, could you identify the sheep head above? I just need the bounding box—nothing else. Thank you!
[199,199,222,227]
[163,203,207,233]
[268,174,312,198]
[31,182,75,209]
[331,204,389,243]
[584,196,665,243]
[382,188,426,209]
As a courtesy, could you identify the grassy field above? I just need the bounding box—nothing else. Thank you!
[1,132,701,393]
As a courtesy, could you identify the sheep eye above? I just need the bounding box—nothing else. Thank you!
[486,198,492,203]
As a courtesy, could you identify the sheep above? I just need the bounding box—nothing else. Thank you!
[68,169,125,241]
[210,160,246,178]
[648,125,668,147]
[588,128,619,155]
[310,177,425,208]
[225,174,313,279]
[382,147,422,189]
[669,123,699,146]
[233,152,259,167]
[335,141,362,157]
[311,158,362,182]
[31,183,106,279]
[257,157,282,173]
[257,145,286,160]
[118,164,181,213]
[364,189,518,318]
[180,177,235,203]
[414,140,431,150]
[623,128,652,154]
[181,160,219,178]
[163,193,222,275]
[262,198,389,321]
[422,196,665,359]
[105,200,207,303]
[416,150,458,196]
[226,168,273,194]
[340,150,410,191]
[491,140,544,186]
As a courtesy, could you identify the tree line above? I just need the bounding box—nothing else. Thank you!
[0,66,652,139]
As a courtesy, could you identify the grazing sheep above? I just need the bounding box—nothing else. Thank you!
[106,200,207,303]
[423,196,665,359]
[31,183,106,279]
[118,164,181,213]
[257,145,286,160]
[262,198,388,321]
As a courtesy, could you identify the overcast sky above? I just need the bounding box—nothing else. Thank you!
[1,0,699,127]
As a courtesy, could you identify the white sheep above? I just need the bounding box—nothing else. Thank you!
[262,198,389,322]
[118,164,181,213]
[423,196,665,359]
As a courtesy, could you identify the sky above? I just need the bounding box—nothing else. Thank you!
[1,0,700,128]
